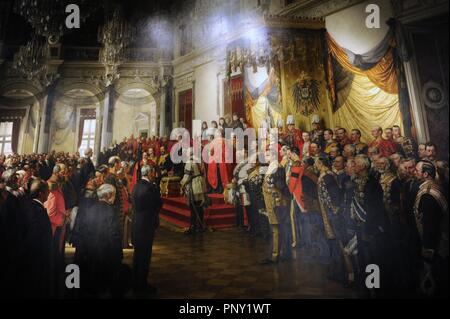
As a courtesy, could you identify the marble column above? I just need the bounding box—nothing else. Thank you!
[100,85,114,149]
[93,106,102,165]
[159,86,166,136]
[37,87,56,153]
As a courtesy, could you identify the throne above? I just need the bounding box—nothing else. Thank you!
[160,175,182,197]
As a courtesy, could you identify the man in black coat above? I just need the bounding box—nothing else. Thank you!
[38,154,52,181]
[0,169,22,298]
[414,160,449,297]
[131,165,162,293]
[18,179,53,298]
[80,183,123,296]
[80,148,95,187]
[351,155,390,294]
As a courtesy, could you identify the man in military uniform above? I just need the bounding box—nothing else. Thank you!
[336,128,352,150]
[323,129,338,156]
[298,157,322,252]
[158,145,173,182]
[315,157,347,284]
[369,127,396,158]
[282,115,303,152]
[414,160,449,297]
[232,150,252,229]
[333,156,347,189]
[286,147,304,248]
[392,125,415,159]
[351,155,390,293]
[350,129,368,155]
[417,143,427,160]
[375,157,402,232]
[310,115,325,149]
[342,144,356,160]
[261,151,291,264]
[245,158,267,238]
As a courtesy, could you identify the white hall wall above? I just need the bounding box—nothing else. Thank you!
[194,60,221,122]
[325,0,393,53]
[112,99,158,143]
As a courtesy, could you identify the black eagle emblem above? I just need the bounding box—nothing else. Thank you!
[291,71,321,116]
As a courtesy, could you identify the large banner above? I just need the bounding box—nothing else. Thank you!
[244,66,283,130]
[271,30,331,131]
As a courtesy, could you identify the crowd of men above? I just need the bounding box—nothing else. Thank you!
[0,113,448,298]
[227,116,448,297]
[0,146,163,298]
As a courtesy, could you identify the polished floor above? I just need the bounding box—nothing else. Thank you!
[67,225,363,299]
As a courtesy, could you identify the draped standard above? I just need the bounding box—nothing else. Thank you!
[333,74,402,143]
[326,29,403,140]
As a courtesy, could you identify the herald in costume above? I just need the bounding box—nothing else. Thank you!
[181,151,208,234]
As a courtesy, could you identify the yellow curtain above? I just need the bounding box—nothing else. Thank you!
[333,74,402,143]
[327,33,398,95]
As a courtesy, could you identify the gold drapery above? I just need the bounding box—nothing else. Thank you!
[333,74,402,143]
[326,33,398,95]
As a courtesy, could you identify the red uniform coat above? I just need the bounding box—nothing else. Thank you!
[369,138,397,157]
[45,187,66,235]
[207,138,232,190]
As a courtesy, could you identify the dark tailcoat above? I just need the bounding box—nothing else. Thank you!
[80,158,95,187]
[81,200,123,293]
[38,162,52,181]
[131,179,162,289]
[18,199,52,298]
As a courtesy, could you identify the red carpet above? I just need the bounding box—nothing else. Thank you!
[160,194,236,230]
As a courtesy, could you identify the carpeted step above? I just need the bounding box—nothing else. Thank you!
[161,204,191,220]
[161,194,237,230]
[206,204,236,216]
[162,197,188,209]
[159,214,190,228]
[208,194,226,205]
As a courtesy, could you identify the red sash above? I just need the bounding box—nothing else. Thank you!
[288,165,305,210]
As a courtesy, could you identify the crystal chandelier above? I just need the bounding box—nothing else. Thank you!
[14,0,95,43]
[98,9,136,85]
[13,35,49,80]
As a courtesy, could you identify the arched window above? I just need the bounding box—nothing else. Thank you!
[0,122,13,155]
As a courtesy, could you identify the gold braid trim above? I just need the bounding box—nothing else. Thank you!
[318,172,337,240]
[414,180,448,238]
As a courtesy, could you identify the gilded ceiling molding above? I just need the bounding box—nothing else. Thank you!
[264,15,325,29]
[275,0,366,18]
